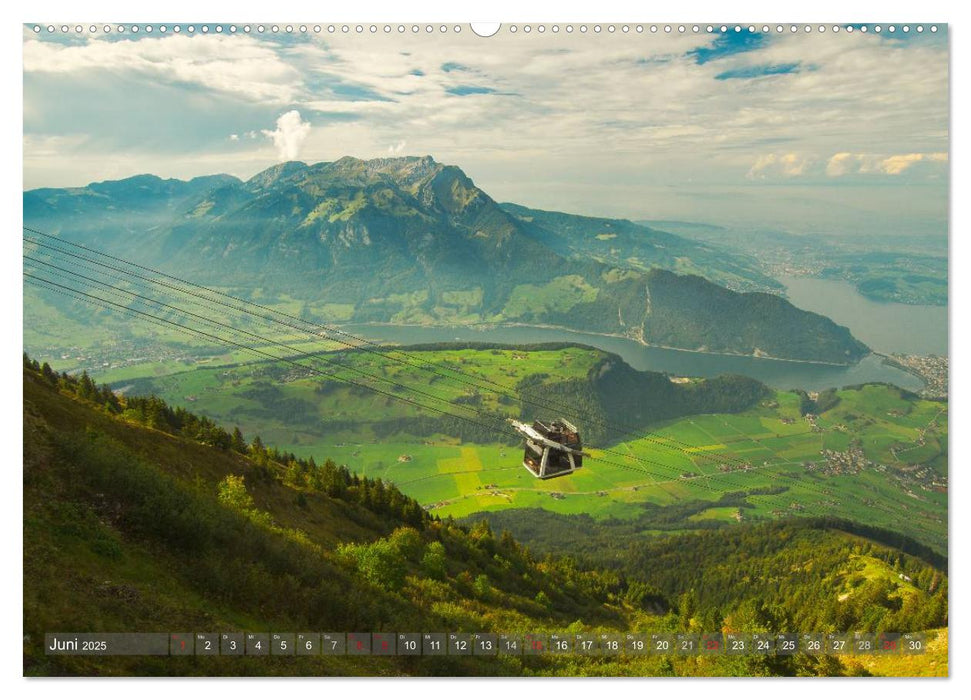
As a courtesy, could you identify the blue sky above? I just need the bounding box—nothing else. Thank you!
[22,24,949,235]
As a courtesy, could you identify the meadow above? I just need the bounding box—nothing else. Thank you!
[90,344,947,554]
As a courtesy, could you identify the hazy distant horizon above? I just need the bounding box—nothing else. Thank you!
[22,153,949,239]
[24,25,949,237]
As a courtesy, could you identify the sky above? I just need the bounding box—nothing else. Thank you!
[22,23,950,236]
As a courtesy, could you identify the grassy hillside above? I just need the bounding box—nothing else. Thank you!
[504,517,947,634]
[114,342,768,446]
[22,359,946,676]
[23,362,628,676]
[844,629,948,677]
[96,344,947,553]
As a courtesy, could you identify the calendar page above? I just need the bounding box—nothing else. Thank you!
[22,19,949,679]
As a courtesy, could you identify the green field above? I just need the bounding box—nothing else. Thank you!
[83,345,947,554]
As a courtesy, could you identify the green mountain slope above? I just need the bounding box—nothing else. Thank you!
[22,361,626,676]
[639,269,866,362]
[475,510,947,634]
[24,156,868,363]
[502,202,781,293]
[23,358,946,676]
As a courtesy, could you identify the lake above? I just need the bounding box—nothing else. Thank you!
[779,275,948,356]
[338,275,947,392]
[342,322,924,393]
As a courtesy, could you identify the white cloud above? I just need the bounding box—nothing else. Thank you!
[387,140,407,155]
[748,152,813,179]
[23,34,302,103]
[879,152,948,175]
[826,152,949,177]
[261,111,312,161]
[747,153,777,179]
[24,30,949,176]
[780,153,811,176]
[826,152,859,177]
[750,150,949,180]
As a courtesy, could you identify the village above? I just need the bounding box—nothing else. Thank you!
[882,353,948,399]
[803,439,947,497]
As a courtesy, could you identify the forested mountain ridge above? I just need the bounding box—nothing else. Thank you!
[474,509,947,636]
[512,346,770,444]
[24,156,868,363]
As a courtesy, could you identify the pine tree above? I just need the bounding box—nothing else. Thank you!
[40,362,57,385]
[77,371,96,401]
[227,426,245,453]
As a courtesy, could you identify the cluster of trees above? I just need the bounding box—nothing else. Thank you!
[518,359,769,445]
[793,387,841,416]
[619,520,947,634]
[26,354,239,447]
[23,353,428,530]
[477,490,787,560]
[277,451,427,529]
[26,385,630,640]
[367,410,518,445]
[477,507,948,635]
[236,382,318,426]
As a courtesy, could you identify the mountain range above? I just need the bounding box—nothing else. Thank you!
[24,155,868,364]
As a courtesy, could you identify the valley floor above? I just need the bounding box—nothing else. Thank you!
[88,346,946,555]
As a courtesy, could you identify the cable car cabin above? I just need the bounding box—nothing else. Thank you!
[508,418,586,479]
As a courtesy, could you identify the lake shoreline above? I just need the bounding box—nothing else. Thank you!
[339,320,922,392]
[345,321,860,368]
